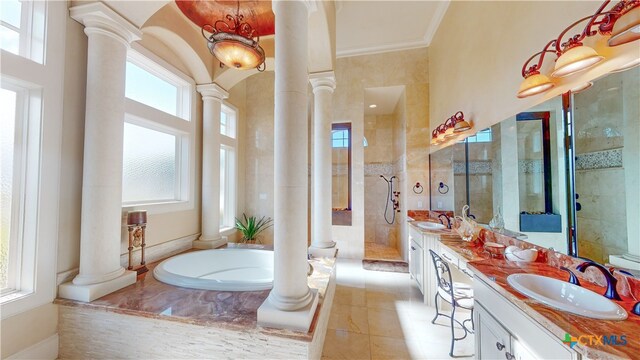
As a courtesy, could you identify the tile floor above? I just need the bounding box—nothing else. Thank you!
[364,243,403,261]
[321,258,474,360]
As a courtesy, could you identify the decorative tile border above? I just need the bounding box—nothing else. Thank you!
[518,159,543,174]
[453,160,492,175]
[576,148,623,170]
[364,162,394,176]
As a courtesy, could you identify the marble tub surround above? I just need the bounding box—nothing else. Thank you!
[56,252,337,359]
[468,260,640,360]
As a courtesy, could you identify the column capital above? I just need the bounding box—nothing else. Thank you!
[309,71,336,94]
[197,83,229,101]
[70,2,142,47]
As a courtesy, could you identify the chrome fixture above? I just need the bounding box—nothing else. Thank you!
[380,175,399,224]
[202,1,266,72]
[576,261,622,300]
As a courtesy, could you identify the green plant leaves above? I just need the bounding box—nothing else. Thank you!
[235,213,273,243]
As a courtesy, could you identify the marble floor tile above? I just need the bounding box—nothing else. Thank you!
[322,258,474,359]
[367,307,405,339]
[334,285,368,307]
[321,329,371,360]
[328,303,369,334]
[369,335,414,360]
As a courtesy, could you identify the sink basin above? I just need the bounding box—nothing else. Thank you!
[507,274,628,320]
[416,221,446,230]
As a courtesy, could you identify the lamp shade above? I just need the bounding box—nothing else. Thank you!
[608,5,640,47]
[611,57,640,73]
[570,82,593,94]
[207,32,265,70]
[551,45,604,78]
[517,72,554,98]
[454,120,472,133]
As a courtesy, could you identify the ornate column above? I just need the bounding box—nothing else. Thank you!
[257,0,318,331]
[193,83,229,249]
[309,72,337,258]
[59,3,141,301]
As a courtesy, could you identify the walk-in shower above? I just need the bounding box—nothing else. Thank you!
[380,175,400,224]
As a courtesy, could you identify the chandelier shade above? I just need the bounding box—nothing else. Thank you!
[202,1,266,72]
[206,31,265,70]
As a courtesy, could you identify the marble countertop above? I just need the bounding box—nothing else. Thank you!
[466,260,640,359]
[56,249,336,342]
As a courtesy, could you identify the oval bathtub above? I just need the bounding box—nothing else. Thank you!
[153,248,274,291]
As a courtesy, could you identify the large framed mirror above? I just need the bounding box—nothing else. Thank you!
[332,122,352,225]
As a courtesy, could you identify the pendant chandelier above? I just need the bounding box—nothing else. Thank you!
[202,1,266,72]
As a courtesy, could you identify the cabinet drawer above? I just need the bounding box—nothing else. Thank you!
[474,278,578,360]
[440,248,458,267]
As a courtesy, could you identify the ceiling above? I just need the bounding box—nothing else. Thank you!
[336,1,450,57]
[364,86,405,115]
[175,1,275,37]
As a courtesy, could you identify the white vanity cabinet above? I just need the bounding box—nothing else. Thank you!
[474,276,580,360]
[408,224,441,306]
[409,237,423,293]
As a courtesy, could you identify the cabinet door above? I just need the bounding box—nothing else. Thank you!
[475,303,512,360]
[410,240,423,292]
[512,339,538,360]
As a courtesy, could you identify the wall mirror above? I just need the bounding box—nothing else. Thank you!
[571,65,639,268]
[516,111,561,233]
[332,122,352,225]
[429,96,568,251]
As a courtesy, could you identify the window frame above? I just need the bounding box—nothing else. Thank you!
[0,0,45,63]
[122,46,196,215]
[219,103,238,231]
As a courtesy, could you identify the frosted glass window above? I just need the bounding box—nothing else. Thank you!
[220,146,235,228]
[0,88,17,291]
[220,106,236,138]
[125,61,179,117]
[122,123,178,204]
[0,0,45,63]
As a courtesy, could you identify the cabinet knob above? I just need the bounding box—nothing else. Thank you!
[505,352,515,360]
[496,342,505,351]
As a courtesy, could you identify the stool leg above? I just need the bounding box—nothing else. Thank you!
[432,292,441,324]
[449,301,457,357]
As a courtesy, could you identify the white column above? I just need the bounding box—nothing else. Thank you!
[257,0,319,331]
[193,83,229,249]
[309,72,337,257]
[59,3,141,302]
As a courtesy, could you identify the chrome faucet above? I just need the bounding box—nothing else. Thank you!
[576,261,622,301]
[438,214,451,229]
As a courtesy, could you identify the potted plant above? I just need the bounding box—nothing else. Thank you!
[235,213,273,244]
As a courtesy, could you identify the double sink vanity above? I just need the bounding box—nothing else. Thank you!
[407,218,639,360]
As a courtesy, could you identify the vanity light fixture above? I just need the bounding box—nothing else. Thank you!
[452,111,472,133]
[517,0,640,98]
[369,104,377,108]
[609,2,640,46]
[431,111,472,146]
[610,57,640,72]
[570,82,594,93]
[202,1,266,72]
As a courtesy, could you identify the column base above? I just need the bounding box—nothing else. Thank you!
[309,244,338,258]
[609,254,640,272]
[257,289,319,332]
[58,270,136,302]
[193,235,227,249]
